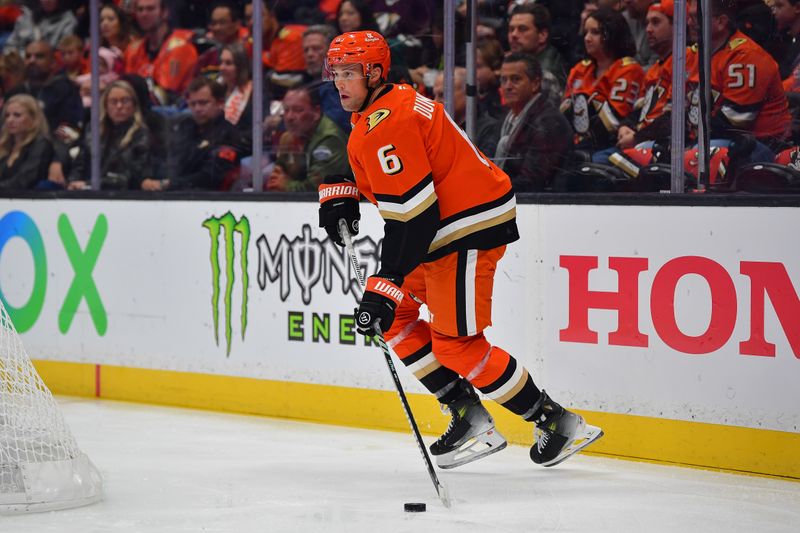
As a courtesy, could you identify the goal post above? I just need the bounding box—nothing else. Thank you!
[0,299,102,514]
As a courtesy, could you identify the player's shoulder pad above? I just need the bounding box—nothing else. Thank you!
[728,37,748,51]
[166,30,193,50]
[621,56,639,67]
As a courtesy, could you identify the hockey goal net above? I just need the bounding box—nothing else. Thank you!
[0,299,102,514]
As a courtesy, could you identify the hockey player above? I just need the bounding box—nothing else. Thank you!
[318,31,603,469]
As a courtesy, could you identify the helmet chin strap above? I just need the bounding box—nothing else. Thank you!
[357,66,383,113]
[358,84,378,113]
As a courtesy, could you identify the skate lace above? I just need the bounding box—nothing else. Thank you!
[439,404,465,441]
[536,428,550,453]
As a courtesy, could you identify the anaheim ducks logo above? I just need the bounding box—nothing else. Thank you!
[366,109,391,132]
[789,148,800,171]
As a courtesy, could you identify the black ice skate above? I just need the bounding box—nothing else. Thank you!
[430,381,507,469]
[530,391,603,467]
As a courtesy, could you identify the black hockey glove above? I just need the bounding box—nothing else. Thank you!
[318,174,360,246]
[355,276,404,337]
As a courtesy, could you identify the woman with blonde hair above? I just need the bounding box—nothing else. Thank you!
[68,79,154,190]
[0,93,56,190]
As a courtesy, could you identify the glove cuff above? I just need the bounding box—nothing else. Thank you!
[319,182,359,205]
[365,276,404,307]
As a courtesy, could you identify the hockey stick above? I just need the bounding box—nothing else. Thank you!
[339,219,451,508]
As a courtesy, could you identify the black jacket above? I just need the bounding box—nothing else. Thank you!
[166,113,242,190]
[69,120,155,190]
[496,94,573,192]
[461,115,501,162]
[8,74,83,133]
[0,136,54,190]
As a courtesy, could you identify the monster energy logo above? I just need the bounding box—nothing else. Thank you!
[203,212,250,356]
[256,224,380,304]
[203,215,384,353]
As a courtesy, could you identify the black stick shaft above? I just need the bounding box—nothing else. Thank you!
[339,220,449,507]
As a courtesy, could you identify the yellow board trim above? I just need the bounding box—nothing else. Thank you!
[33,361,800,481]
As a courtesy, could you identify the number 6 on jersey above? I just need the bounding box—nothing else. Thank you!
[378,144,403,175]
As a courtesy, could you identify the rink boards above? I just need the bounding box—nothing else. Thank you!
[1,197,798,479]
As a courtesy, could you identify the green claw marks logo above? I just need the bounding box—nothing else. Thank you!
[203,212,250,356]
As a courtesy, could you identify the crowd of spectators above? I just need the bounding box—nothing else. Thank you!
[0,0,799,193]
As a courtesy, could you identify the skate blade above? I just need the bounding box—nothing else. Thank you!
[436,428,508,469]
[541,423,604,468]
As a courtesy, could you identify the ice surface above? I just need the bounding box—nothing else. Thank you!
[2,398,798,533]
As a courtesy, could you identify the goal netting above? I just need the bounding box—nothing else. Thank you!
[0,299,102,514]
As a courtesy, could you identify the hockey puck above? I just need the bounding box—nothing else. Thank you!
[404,502,426,512]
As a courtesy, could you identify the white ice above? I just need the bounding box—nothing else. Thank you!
[3,397,799,533]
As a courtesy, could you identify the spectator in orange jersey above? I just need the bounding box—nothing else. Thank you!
[687,0,791,162]
[561,7,644,153]
[244,1,306,97]
[618,0,679,149]
[599,0,695,169]
[123,0,198,105]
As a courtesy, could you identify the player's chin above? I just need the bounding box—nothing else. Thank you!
[340,97,358,112]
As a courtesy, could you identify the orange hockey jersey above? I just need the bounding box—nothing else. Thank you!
[629,50,697,142]
[562,56,644,149]
[124,29,198,98]
[246,24,306,71]
[348,84,519,279]
[687,31,790,142]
